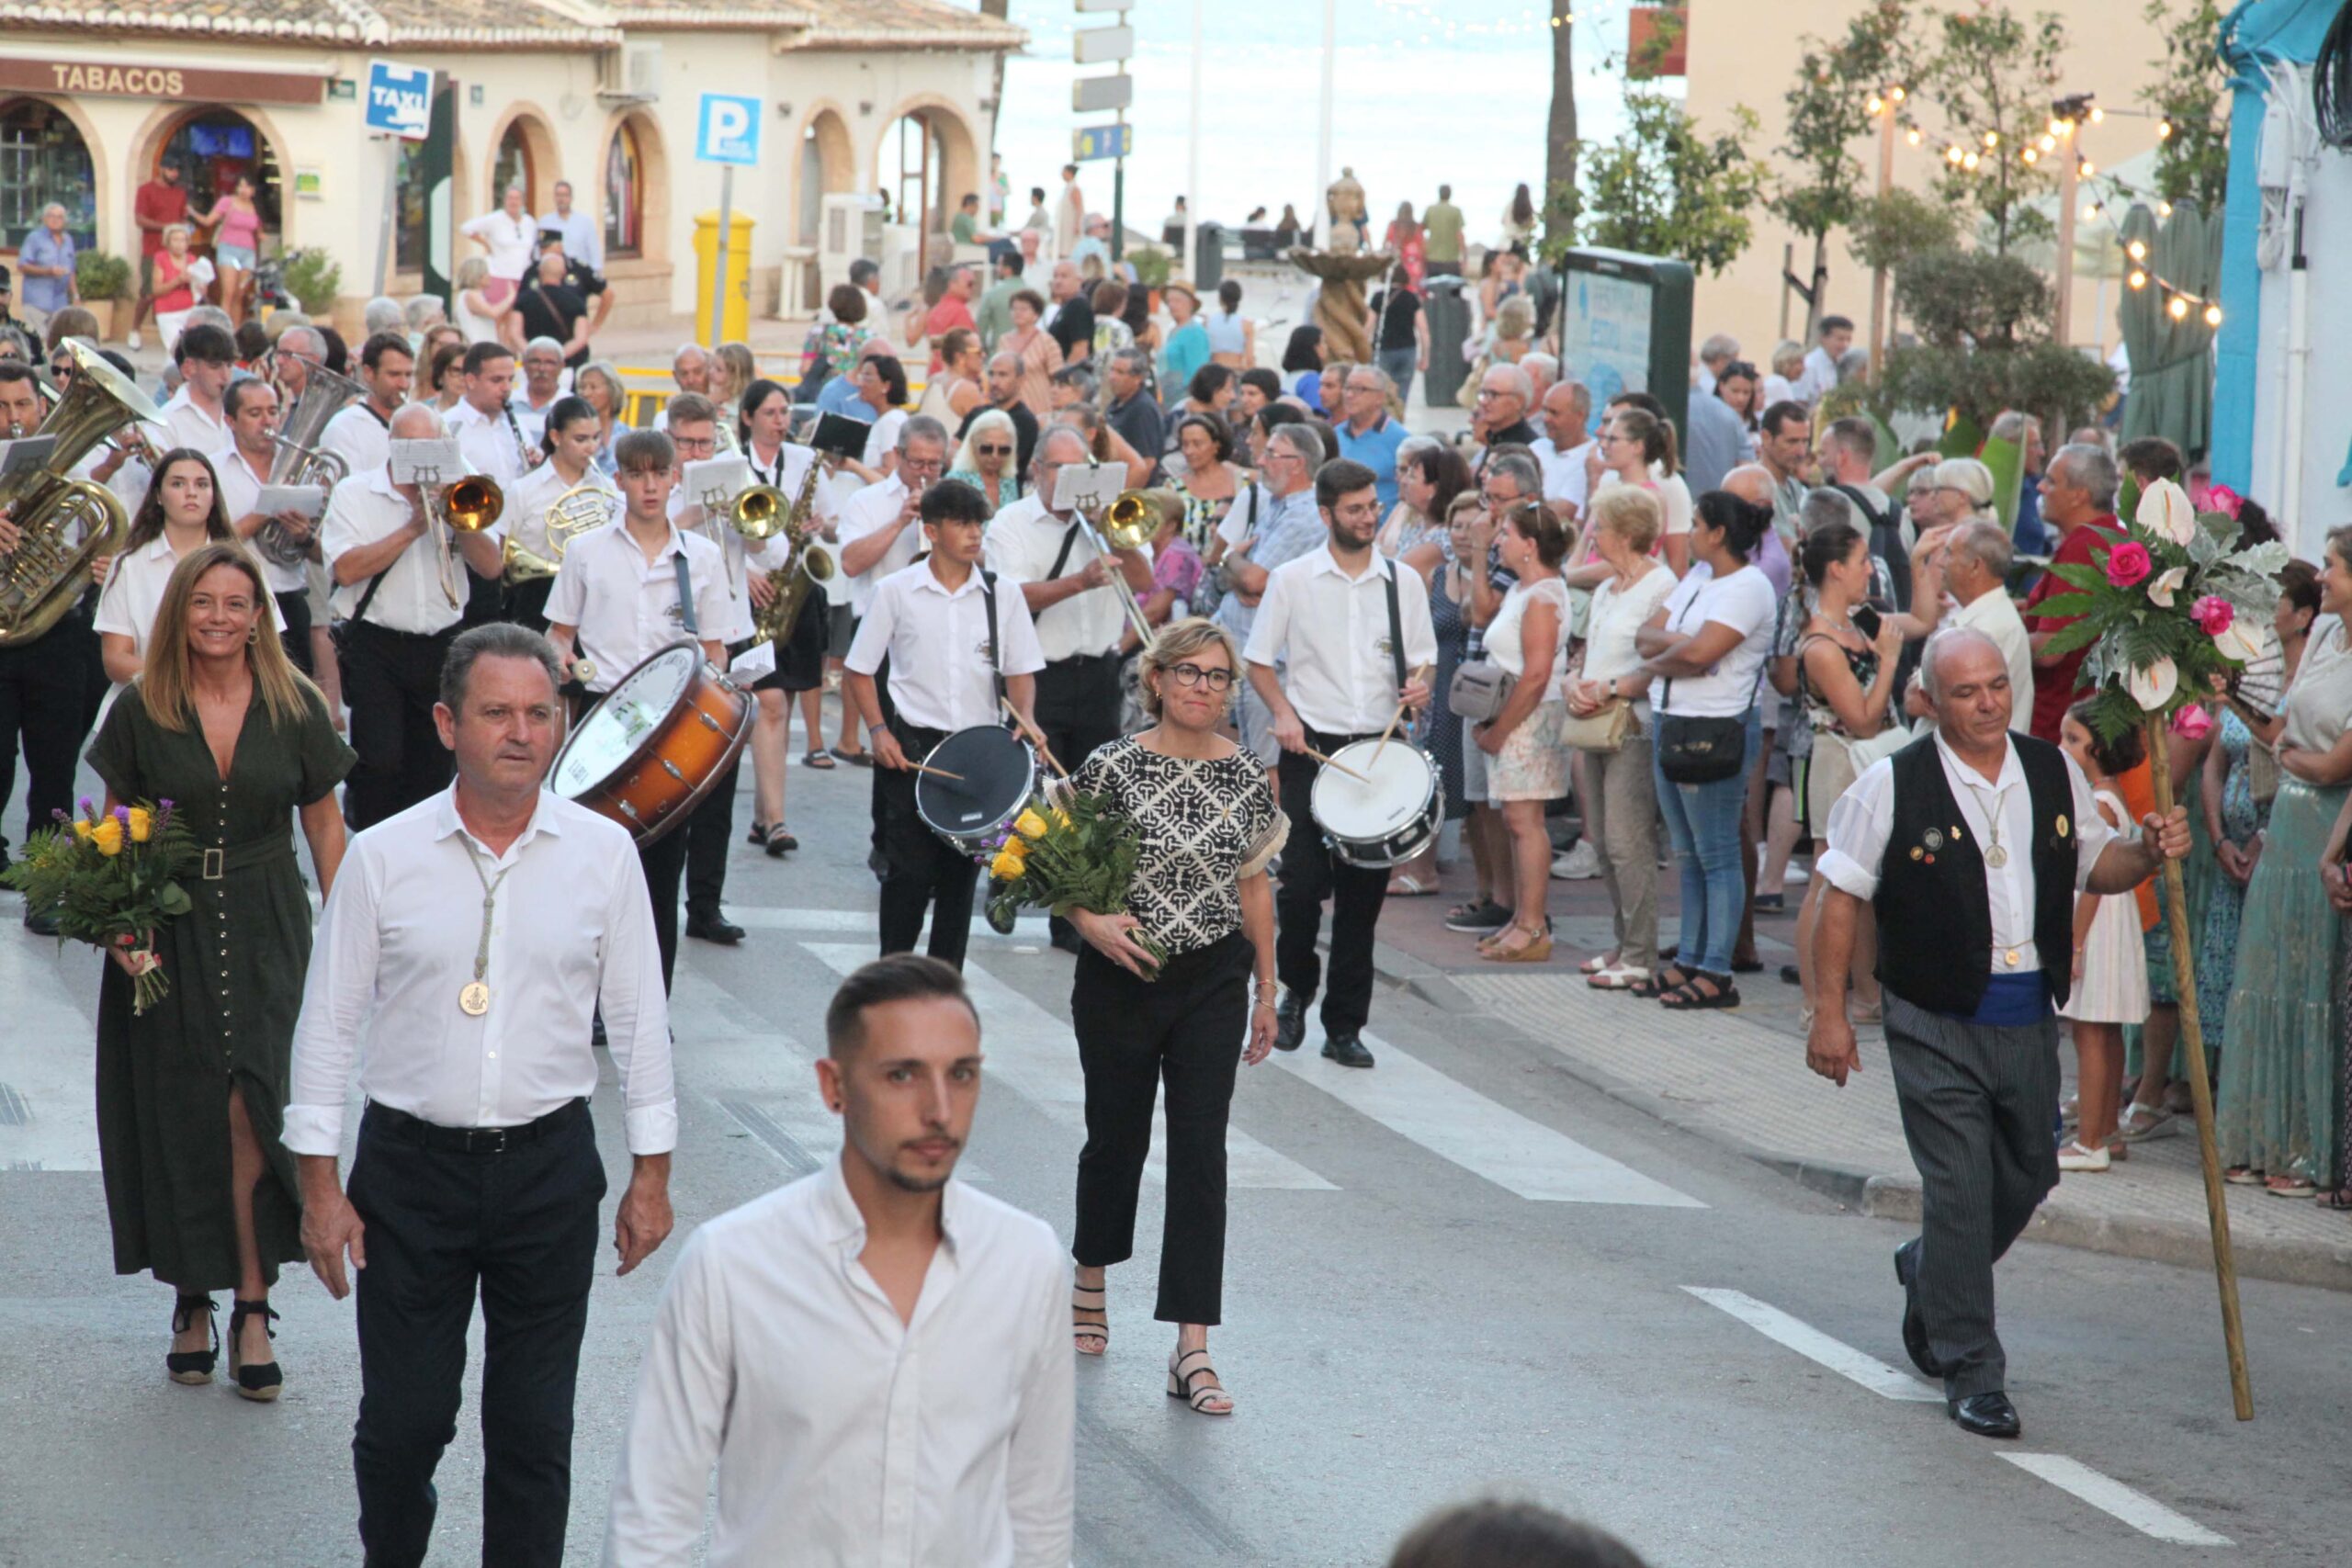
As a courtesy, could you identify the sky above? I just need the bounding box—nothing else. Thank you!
[991,0,1641,243]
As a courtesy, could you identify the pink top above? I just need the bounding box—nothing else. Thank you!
[209,199,261,252]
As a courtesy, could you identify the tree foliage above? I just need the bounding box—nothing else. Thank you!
[1578,94,1764,275]
[1848,187,1965,275]
[1878,248,2115,428]
[1769,1,1921,308]
[2144,0,2231,210]
[1919,5,2069,254]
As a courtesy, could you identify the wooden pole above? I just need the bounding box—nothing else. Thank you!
[1868,97,1894,384]
[2143,718,2255,1421]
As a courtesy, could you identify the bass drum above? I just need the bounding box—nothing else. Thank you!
[1309,738,1442,869]
[915,725,1038,858]
[551,639,752,845]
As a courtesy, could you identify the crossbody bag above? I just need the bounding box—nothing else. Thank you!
[1653,585,1748,784]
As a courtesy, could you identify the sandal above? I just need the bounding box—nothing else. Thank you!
[1588,963,1651,990]
[2266,1176,2317,1198]
[764,829,799,857]
[1385,873,1437,897]
[1071,1280,1108,1357]
[1660,972,1740,1010]
[745,820,773,847]
[1580,952,1620,976]
[802,749,837,769]
[1168,1347,1234,1416]
[2056,1140,2112,1173]
[1479,922,1555,964]
[2318,1188,2352,1212]
[2115,1102,2178,1142]
[2223,1166,2264,1186]
[166,1294,218,1385]
[1631,964,1692,999]
[831,746,874,768]
[226,1299,283,1402]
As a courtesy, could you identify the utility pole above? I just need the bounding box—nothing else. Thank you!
[1866,85,1900,383]
[1313,0,1335,244]
[2052,94,2093,349]
[1185,0,1201,280]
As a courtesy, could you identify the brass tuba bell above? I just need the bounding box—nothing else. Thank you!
[0,340,164,648]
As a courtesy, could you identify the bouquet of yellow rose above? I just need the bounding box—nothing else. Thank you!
[2,797,199,1014]
[982,788,1168,976]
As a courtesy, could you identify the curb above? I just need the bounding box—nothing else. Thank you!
[1373,941,2352,1295]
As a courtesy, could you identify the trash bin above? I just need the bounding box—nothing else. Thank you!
[1423,276,1471,412]
[693,209,755,346]
[1193,223,1224,294]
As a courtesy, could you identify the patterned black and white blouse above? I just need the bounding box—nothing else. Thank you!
[1072,736,1287,955]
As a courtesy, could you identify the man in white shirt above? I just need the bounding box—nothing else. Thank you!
[1695,332,1741,397]
[515,338,567,447]
[1244,457,1437,1069]
[604,953,1072,1567]
[318,331,413,479]
[1794,314,1854,405]
[290,622,676,1568]
[445,341,540,489]
[158,321,234,454]
[210,377,318,670]
[836,415,951,620]
[844,479,1045,970]
[544,178,602,274]
[1937,520,2034,717]
[547,427,738,990]
[324,402,505,829]
[1528,379,1594,513]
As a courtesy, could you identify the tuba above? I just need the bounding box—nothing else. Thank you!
[747,457,834,645]
[0,341,164,648]
[503,479,612,583]
[256,362,367,567]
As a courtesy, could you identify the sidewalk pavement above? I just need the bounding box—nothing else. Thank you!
[1364,843,2352,1294]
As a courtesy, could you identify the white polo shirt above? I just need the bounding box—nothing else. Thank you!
[507,460,621,567]
[983,491,1152,663]
[844,558,1045,733]
[543,520,735,694]
[319,403,392,479]
[209,441,309,594]
[835,474,922,618]
[158,386,228,457]
[94,530,287,660]
[1243,543,1440,736]
[322,466,478,637]
[667,489,782,643]
[447,398,535,488]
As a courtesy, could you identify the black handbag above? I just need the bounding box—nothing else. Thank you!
[1654,677,1747,784]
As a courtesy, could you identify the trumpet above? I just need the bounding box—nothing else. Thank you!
[425,475,503,606]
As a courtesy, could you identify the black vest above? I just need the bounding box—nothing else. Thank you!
[1874,734,2080,1015]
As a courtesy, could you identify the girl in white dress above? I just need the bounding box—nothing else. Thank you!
[2055,700,2152,1172]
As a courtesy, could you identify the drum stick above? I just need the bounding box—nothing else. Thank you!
[1371,665,1430,764]
[1001,697,1070,777]
[1302,745,1373,784]
[907,762,965,784]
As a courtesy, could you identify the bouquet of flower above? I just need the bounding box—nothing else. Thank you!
[2030,478,2287,741]
[981,788,1168,976]
[1,797,199,1014]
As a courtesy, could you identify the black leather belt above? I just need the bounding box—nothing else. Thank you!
[366,1097,586,1155]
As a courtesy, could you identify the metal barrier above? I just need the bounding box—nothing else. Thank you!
[614,351,929,430]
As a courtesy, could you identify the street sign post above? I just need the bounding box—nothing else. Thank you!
[1072,124,1133,162]
[364,59,431,300]
[695,93,763,355]
[1072,6,1136,262]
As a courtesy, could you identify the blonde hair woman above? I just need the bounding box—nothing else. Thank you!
[84,541,352,1401]
[452,255,500,344]
[710,341,759,446]
[571,360,628,469]
[945,406,1023,512]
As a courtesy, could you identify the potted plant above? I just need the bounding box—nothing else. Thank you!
[280,247,342,317]
[73,251,133,341]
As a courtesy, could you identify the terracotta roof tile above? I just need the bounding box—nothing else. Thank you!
[790,0,1024,49]
[0,0,1019,47]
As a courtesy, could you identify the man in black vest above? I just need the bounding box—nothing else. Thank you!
[1805,627,2187,1439]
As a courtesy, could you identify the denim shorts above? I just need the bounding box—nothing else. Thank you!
[213,243,255,271]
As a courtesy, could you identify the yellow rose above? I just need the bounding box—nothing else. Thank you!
[127,807,153,843]
[90,818,124,856]
[989,848,1026,881]
[71,819,91,842]
[1014,809,1050,840]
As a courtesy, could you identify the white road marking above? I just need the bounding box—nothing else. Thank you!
[1996,1454,2234,1547]
[1275,1028,1705,1206]
[1681,1286,1943,1401]
[0,929,101,1170]
[797,943,1335,1191]
[729,904,1052,941]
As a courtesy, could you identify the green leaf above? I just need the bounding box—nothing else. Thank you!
[2040,618,2104,659]
[2047,560,2110,594]
[2220,539,2290,580]
[155,884,191,917]
[2030,591,2098,619]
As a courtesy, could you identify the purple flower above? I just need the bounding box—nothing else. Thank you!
[112,805,130,829]
[157,798,175,811]
[77,796,95,820]
[50,807,67,822]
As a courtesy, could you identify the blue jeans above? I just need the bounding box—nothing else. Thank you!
[1376,345,1418,409]
[1653,705,1758,976]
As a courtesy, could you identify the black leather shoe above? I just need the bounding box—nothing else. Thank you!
[22,902,58,936]
[1950,1392,2020,1438]
[686,910,745,944]
[1272,996,1306,1052]
[1894,1242,1941,1380]
[1321,1032,1375,1069]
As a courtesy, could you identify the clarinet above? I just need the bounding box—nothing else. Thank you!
[502,399,534,471]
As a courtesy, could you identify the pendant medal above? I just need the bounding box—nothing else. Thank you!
[459,980,491,1016]
[1985,843,2008,869]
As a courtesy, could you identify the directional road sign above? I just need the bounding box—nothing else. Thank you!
[1074,23,1134,63]
[1073,124,1134,163]
[695,93,763,166]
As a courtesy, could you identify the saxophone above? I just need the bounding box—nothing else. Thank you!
[746,456,834,644]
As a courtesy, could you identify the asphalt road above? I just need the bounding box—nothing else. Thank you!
[0,733,2342,1567]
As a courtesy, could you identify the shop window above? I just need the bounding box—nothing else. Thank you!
[888,113,944,235]
[161,110,279,247]
[396,139,428,274]
[604,122,641,260]
[0,100,95,250]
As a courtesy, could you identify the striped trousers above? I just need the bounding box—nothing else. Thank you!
[1883,994,2062,1400]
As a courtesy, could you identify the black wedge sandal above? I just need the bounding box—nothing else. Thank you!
[227,1299,283,1402]
[166,1294,218,1385]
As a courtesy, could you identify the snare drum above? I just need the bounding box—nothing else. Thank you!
[551,640,752,845]
[915,725,1038,858]
[1309,739,1442,869]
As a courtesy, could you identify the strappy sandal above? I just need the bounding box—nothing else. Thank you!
[2318,1188,2352,1212]
[1168,1347,1234,1416]
[1660,972,1740,1010]
[227,1299,282,1402]
[1479,922,1555,964]
[745,820,772,847]
[1071,1281,1108,1357]
[1631,964,1692,999]
[802,749,837,769]
[166,1294,217,1385]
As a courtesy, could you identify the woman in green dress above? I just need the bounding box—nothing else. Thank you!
[85,542,352,1399]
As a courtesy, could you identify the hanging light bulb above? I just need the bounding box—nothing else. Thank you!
[1868,95,1885,116]
[2158,201,2175,218]
[1906,128,1923,147]
[2048,117,2065,138]
[2128,268,2148,289]
[2088,106,2105,124]
[2081,202,2098,220]
[2167,295,2191,321]
[1962,150,1981,171]
[2157,118,2174,141]
[2204,302,2223,328]
[2022,148,2040,164]
[2079,159,2095,177]
[2126,238,2147,262]
[1984,130,2000,148]
[1946,145,1966,165]
[1892,85,1908,103]
[2040,134,2058,152]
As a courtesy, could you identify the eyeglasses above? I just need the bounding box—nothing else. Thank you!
[1164,662,1235,691]
[977,444,1012,456]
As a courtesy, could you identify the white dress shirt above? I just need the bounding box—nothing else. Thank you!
[286,784,676,1155]
[983,492,1152,663]
[1951,588,2035,728]
[322,466,484,636]
[1819,732,2119,977]
[602,1163,1073,1568]
[836,475,923,617]
[1243,544,1440,735]
[547,206,603,273]
[845,558,1046,732]
[544,519,735,693]
[94,531,287,661]
[461,207,538,280]
[1531,435,1594,513]
[666,489,782,641]
[159,386,228,456]
[210,441,310,594]
[447,398,536,487]
[319,403,392,478]
[507,459,621,564]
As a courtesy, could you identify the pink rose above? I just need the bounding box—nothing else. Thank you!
[2104,540,2153,589]
[2171,704,2214,741]
[2191,594,2234,636]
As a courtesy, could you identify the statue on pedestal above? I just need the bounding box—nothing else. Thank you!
[1286,245,1393,365]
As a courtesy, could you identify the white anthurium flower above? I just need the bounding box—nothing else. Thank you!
[2213,619,2267,664]
[2127,657,2179,711]
[2145,565,2188,607]
[2136,477,2196,547]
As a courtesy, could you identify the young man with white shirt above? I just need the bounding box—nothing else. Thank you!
[323,401,505,829]
[445,341,539,488]
[159,321,234,454]
[604,953,1072,1567]
[544,179,602,274]
[1795,315,1854,405]
[210,377,317,671]
[844,479,1046,970]
[318,331,413,479]
[289,623,676,1568]
[546,427,737,992]
[1244,457,1438,1069]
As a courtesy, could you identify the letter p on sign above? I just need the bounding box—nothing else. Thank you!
[695,94,762,167]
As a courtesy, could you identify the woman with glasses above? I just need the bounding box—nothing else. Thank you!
[944,408,1023,511]
[1589,406,1693,575]
[1064,616,1284,1418]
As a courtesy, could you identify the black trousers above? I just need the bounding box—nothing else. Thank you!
[1071,931,1251,1325]
[872,720,977,969]
[346,1100,605,1568]
[1274,730,1389,1039]
[1035,654,1123,942]
[274,588,313,675]
[639,824,690,993]
[683,751,741,919]
[0,618,88,855]
[504,576,554,634]
[342,622,457,831]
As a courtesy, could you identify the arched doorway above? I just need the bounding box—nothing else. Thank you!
[875,104,977,242]
[487,108,559,219]
[0,98,96,249]
[604,118,645,260]
[797,107,853,247]
[493,121,533,211]
[157,107,279,243]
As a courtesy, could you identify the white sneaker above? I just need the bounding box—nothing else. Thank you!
[1551,840,1602,880]
[1785,863,1810,884]
[127,330,142,351]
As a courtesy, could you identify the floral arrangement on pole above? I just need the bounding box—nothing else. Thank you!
[0,797,199,1013]
[2029,478,2287,739]
[981,788,1168,976]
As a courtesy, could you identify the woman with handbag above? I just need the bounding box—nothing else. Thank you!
[1632,490,1778,1009]
[1566,488,1677,990]
[1467,502,1573,962]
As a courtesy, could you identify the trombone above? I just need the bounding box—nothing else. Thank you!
[426,475,503,606]
[1081,487,1167,654]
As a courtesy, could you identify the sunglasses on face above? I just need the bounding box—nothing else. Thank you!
[977,444,1012,456]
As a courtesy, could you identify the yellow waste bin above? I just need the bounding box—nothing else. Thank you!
[693,209,755,344]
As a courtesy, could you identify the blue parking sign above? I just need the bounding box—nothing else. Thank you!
[364,60,432,141]
[695,95,763,166]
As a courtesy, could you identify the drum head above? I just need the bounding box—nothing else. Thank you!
[916,727,1034,838]
[1311,740,1435,837]
[552,644,698,800]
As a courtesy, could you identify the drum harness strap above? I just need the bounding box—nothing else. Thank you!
[671,551,699,637]
[1383,558,1408,719]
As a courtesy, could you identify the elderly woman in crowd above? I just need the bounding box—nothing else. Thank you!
[571,361,628,475]
[1470,501,1573,963]
[945,407,1024,512]
[1928,456,1998,531]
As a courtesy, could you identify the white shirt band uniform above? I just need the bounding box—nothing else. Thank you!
[845,558,1046,731]
[508,460,621,565]
[447,399,536,488]
[835,473,923,618]
[159,386,229,456]
[209,440,311,596]
[543,520,735,694]
[322,466,486,636]
[96,533,288,660]
[1243,544,1440,734]
[983,492,1154,662]
[319,402,393,479]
